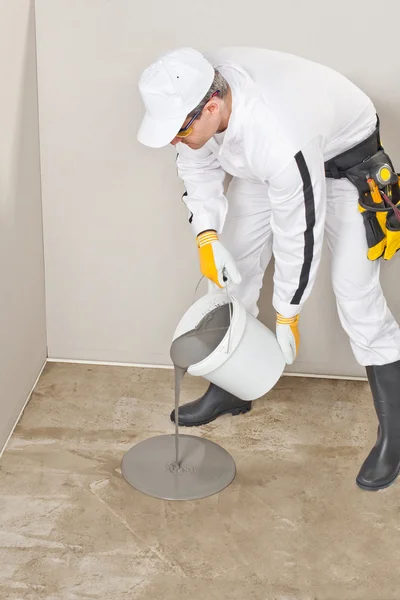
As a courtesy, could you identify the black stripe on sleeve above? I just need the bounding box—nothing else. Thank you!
[181,190,193,223]
[290,151,316,305]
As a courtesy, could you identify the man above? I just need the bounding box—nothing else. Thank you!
[137,47,400,491]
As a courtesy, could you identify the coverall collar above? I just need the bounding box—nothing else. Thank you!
[207,62,253,155]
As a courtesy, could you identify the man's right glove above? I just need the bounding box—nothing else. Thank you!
[276,313,300,364]
[197,230,241,288]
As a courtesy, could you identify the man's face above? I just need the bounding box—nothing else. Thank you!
[170,98,221,150]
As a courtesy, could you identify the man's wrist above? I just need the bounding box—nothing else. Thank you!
[197,231,219,248]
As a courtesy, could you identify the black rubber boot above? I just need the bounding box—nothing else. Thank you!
[170,383,252,427]
[357,360,400,491]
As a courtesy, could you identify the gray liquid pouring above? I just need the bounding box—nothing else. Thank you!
[170,303,232,468]
[120,301,237,501]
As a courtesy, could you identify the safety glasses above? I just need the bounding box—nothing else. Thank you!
[176,91,220,138]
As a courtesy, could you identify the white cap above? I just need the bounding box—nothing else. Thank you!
[137,48,215,148]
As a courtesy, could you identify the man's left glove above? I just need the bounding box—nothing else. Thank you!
[276,313,300,364]
[197,230,242,288]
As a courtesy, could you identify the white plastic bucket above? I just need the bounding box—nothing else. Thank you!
[172,291,285,401]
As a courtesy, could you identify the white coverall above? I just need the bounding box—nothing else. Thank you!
[176,48,400,366]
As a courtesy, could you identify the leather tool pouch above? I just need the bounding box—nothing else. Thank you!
[325,119,400,261]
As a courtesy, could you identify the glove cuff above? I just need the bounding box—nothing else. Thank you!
[276,313,299,325]
[197,230,219,248]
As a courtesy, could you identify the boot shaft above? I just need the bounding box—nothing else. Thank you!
[366,360,400,431]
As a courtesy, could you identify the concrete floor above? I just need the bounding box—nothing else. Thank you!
[1,363,400,600]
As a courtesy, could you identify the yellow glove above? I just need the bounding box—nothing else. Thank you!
[197,230,242,288]
[276,313,300,364]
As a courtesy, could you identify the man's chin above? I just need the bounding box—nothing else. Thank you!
[184,141,205,150]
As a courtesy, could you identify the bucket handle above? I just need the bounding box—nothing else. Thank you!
[192,271,233,355]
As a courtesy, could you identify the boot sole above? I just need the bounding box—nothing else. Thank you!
[356,469,400,491]
[171,403,252,428]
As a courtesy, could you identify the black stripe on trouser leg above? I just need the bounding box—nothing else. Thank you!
[291,151,316,305]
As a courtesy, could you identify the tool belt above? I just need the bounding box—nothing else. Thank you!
[325,117,400,261]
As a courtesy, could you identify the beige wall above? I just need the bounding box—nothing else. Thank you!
[0,0,47,450]
[35,0,400,378]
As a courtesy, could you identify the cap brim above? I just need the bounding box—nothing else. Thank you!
[137,112,186,148]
